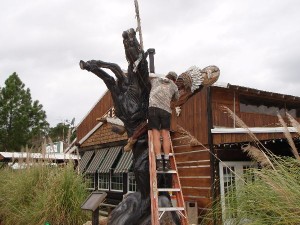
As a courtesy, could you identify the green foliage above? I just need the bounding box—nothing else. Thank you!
[0,163,89,225]
[0,73,49,151]
[48,122,76,143]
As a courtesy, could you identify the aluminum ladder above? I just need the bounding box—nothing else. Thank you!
[148,130,189,225]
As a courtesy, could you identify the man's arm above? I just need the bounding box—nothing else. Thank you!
[172,84,179,101]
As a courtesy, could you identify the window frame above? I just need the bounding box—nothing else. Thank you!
[110,171,123,192]
[98,173,110,191]
[219,161,258,224]
[127,172,137,193]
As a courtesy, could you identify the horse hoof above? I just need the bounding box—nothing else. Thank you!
[79,60,86,70]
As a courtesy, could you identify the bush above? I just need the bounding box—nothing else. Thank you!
[0,163,89,225]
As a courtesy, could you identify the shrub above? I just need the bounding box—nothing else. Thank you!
[0,162,89,225]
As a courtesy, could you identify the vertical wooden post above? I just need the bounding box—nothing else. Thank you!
[207,87,217,225]
[134,0,144,50]
[92,207,99,225]
[148,131,160,225]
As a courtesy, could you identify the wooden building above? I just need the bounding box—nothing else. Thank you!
[75,81,300,223]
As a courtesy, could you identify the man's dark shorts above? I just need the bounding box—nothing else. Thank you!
[148,107,171,130]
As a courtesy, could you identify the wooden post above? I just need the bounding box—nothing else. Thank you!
[207,87,217,225]
[134,0,144,50]
[92,207,99,225]
[148,131,160,225]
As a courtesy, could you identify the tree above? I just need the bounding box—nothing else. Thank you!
[0,73,49,151]
[48,121,76,144]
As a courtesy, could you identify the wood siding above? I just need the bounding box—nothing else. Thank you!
[211,86,300,144]
[171,132,212,215]
[172,88,209,145]
[77,91,113,142]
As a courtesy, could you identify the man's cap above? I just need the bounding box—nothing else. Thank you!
[166,71,178,81]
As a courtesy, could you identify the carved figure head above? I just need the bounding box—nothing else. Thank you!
[122,28,142,64]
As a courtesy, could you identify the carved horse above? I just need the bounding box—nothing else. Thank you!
[80,28,179,225]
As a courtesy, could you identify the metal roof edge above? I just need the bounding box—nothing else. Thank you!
[211,127,297,134]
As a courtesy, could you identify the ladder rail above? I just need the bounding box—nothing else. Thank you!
[169,133,189,225]
[148,130,189,225]
[148,130,160,225]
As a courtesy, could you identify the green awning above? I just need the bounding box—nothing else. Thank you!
[114,151,133,173]
[79,151,94,173]
[97,146,122,173]
[85,148,109,174]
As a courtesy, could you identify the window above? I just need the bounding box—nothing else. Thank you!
[219,161,257,224]
[110,172,123,191]
[240,97,285,116]
[85,174,95,190]
[128,172,137,192]
[239,96,300,117]
[98,173,109,190]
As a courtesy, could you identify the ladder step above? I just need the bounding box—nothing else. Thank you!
[158,207,185,212]
[158,188,181,192]
[157,170,176,174]
[162,153,174,157]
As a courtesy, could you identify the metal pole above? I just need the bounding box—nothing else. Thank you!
[148,48,156,73]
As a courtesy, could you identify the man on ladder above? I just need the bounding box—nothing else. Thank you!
[148,72,179,171]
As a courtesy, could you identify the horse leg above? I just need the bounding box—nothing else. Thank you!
[89,59,125,82]
[80,60,117,90]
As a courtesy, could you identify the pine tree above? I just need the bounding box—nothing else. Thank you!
[0,73,49,151]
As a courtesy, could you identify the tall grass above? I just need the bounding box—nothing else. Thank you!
[222,156,300,225]
[0,162,89,225]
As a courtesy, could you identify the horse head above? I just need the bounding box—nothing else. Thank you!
[122,28,142,65]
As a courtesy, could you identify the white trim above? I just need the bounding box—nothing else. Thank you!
[211,127,297,134]
[212,82,229,88]
[0,152,79,160]
[127,172,137,193]
[219,161,258,224]
[78,122,104,145]
[98,173,110,191]
[85,173,96,190]
[110,172,124,192]
[64,138,77,154]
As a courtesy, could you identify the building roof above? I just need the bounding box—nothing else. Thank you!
[213,82,300,103]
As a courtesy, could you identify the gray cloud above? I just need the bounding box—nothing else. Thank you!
[1,0,300,126]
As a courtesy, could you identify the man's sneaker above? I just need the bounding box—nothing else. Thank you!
[164,159,171,171]
[156,159,164,171]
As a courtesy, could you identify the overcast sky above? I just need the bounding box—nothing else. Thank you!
[1,0,300,127]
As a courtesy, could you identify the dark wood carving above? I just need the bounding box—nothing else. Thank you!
[80,28,179,225]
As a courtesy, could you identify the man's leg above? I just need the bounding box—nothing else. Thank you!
[161,129,171,156]
[152,129,163,171]
[161,129,171,171]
